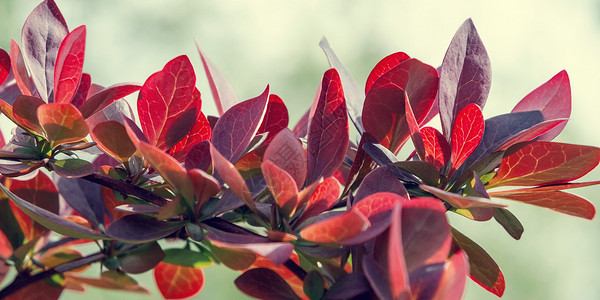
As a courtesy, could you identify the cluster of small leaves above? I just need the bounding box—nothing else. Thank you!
[0,1,597,299]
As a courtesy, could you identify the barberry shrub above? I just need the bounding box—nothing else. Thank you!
[0,1,597,299]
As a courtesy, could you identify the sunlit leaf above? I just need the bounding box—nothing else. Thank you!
[9,39,33,96]
[154,262,205,299]
[450,103,484,172]
[37,103,88,147]
[0,48,9,87]
[420,185,506,209]
[300,209,370,243]
[421,127,451,170]
[196,42,238,115]
[262,160,299,216]
[91,120,136,162]
[50,158,94,178]
[79,83,141,118]
[431,250,469,300]
[66,270,150,294]
[489,190,595,219]
[297,177,340,224]
[365,52,410,94]
[388,203,410,299]
[54,25,86,104]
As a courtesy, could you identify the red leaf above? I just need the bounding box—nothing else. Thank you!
[451,227,505,297]
[488,141,600,188]
[54,25,86,104]
[420,185,506,209]
[365,52,410,94]
[306,68,348,184]
[256,94,289,146]
[353,192,407,218]
[262,160,299,216]
[70,73,91,108]
[79,83,141,118]
[300,209,370,243]
[196,43,238,115]
[125,122,195,206]
[169,112,212,162]
[488,190,595,219]
[5,278,63,300]
[450,104,484,172]
[421,127,451,170]
[154,262,205,299]
[432,250,469,300]
[405,92,426,161]
[187,169,220,215]
[37,103,88,147]
[263,128,307,189]
[0,48,10,87]
[91,121,136,162]
[438,19,491,138]
[496,119,567,151]
[512,70,571,141]
[21,0,69,102]
[138,55,201,151]
[9,39,33,96]
[6,172,59,240]
[388,203,410,299]
[13,95,45,133]
[362,59,438,153]
[297,177,340,224]
[212,86,269,163]
[185,141,212,172]
[209,144,256,212]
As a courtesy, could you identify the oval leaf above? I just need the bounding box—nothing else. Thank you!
[235,268,301,300]
[37,103,89,147]
[106,214,184,243]
[91,120,136,162]
[263,128,307,189]
[300,209,370,243]
[79,83,141,118]
[54,25,86,104]
[450,103,484,172]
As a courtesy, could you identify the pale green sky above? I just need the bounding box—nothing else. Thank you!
[2,0,600,299]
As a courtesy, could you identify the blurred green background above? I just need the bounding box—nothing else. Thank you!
[1,0,600,299]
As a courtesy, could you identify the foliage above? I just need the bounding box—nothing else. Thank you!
[0,1,597,299]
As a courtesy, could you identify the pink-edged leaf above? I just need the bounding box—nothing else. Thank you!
[209,144,255,211]
[402,198,451,273]
[405,92,426,161]
[138,55,201,151]
[365,52,411,94]
[488,141,600,188]
[90,121,136,162]
[187,168,220,215]
[79,83,141,118]
[420,185,506,209]
[21,0,69,102]
[512,70,571,141]
[263,128,306,189]
[300,209,370,243]
[256,94,288,146]
[297,177,341,224]
[450,103,484,172]
[388,203,411,299]
[0,48,9,86]
[262,160,299,216]
[196,43,238,115]
[69,73,91,108]
[496,119,566,151]
[354,166,408,202]
[319,37,365,133]
[209,239,294,266]
[212,86,269,163]
[185,141,212,172]
[438,18,491,138]
[169,112,211,162]
[37,103,88,147]
[9,39,33,96]
[306,68,348,184]
[13,95,45,133]
[362,59,438,153]
[125,123,195,206]
[451,227,505,297]
[431,250,469,300]
[54,25,86,104]
[421,127,451,170]
[235,268,301,300]
[489,190,595,219]
[154,262,205,299]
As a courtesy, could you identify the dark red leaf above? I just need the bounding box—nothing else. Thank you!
[438,18,491,138]
[405,92,426,161]
[235,268,301,300]
[209,144,257,213]
[187,168,220,215]
[263,128,306,189]
[387,203,410,299]
[256,94,289,146]
[489,190,595,219]
[365,52,410,94]
[451,227,505,297]
[292,109,310,138]
[13,95,45,133]
[512,70,570,141]
[138,55,201,150]
[70,72,91,108]
[0,48,10,87]
[169,112,212,162]
[79,83,141,118]
[185,140,212,172]
[5,278,63,300]
[496,119,567,151]
[21,0,69,102]
[421,127,451,170]
[9,39,33,96]
[262,160,299,216]
[212,86,269,163]
[155,262,205,299]
[54,25,86,104]
[488,141,600,188]
[450,103,484,172]
[196,42,238,115]
[306,68,348,184]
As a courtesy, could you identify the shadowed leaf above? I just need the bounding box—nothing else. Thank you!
[421,185,505,209]
[169,112,212,162]
[106,214,184,243]
[235,268,301,300]
[54,25,86,104]
[493,208,523,240]
[91,120,136,162]
[431,250,469,300]
[355,166,408,202]
[118,242,165,274]
[13,95,45,133]
[388,203,410,299]
[263,128,306,189]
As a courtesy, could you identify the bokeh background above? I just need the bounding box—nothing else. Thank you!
[1,0,600,299]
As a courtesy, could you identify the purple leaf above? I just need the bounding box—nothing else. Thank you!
[235,268,301,300]
[438,19,491,138]
[354,166,408,202]
[70,73,91,108]
[21,0,69,102]
[79,83,141,119]
[185,140,212,171]
[196,42,238,115]
[55,176,105,228]
[106,214,185,243]
[306,68,348,184]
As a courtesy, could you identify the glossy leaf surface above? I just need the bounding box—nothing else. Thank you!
[154,262,205,299]
[298,177,341,224]
[306,68,348,184]
[54,25,85,104]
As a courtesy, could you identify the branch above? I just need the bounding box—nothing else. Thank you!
[82,173,168,206]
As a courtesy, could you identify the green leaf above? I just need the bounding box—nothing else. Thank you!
[162,248,212,268]
[303,270,325,300]
[50,158,94,178]
[493,208,523,240]
[118,242,165,274]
